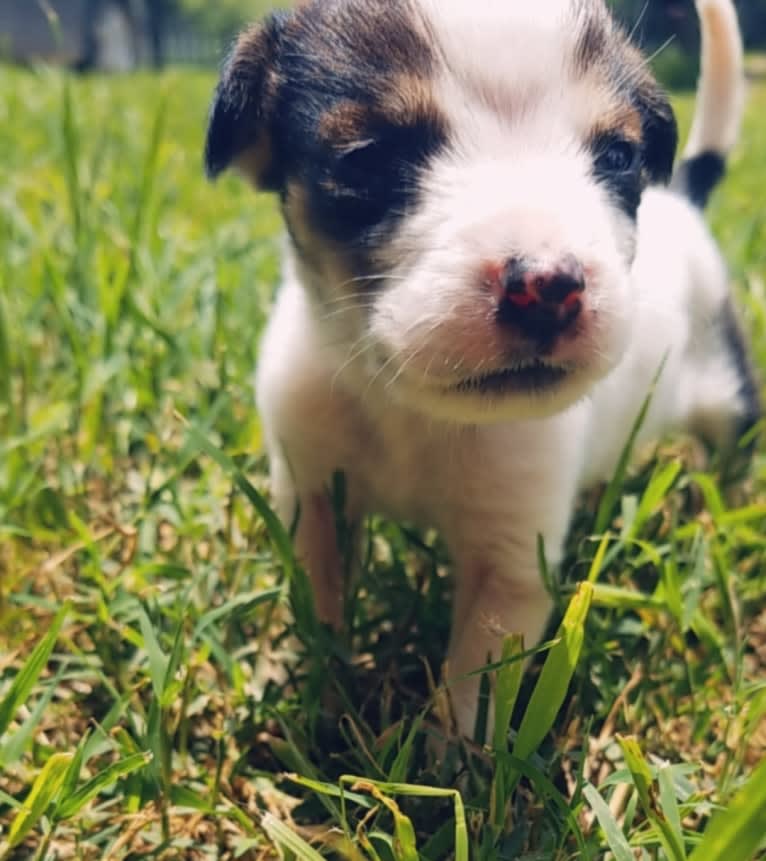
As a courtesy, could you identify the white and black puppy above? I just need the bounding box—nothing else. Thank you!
[205,0,759,735]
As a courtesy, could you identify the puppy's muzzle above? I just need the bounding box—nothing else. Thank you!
[491,256,585,343]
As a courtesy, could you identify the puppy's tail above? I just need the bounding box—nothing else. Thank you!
[672,0,745,209]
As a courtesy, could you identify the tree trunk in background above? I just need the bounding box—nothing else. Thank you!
[146,0,172,68]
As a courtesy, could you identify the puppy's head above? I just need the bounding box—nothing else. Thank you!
[206,0,678,423]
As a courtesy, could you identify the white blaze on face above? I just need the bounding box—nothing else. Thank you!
[361,0,640,422]
[417,0,579,92]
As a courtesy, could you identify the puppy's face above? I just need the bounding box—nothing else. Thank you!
[207,0,677,422]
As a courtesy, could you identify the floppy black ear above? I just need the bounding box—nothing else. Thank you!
[204,13,288,188]
[638,87,678,185]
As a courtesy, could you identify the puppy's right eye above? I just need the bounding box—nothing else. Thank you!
[336,138,379,166]
[308,118,446,244]
[319,138,395,232]
[333,139,385,189]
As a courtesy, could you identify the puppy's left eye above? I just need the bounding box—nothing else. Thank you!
[594,139,639,175]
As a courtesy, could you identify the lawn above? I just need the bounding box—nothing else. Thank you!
[0,64,765,860]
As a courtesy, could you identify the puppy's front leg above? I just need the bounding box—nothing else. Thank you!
[442,426,583,738]
[445,549,554,738]
[270,455,346,628]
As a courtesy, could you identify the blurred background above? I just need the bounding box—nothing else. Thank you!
[0,0,764,83]
[0,0,283,71]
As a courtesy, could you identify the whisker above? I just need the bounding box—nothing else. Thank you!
[629,1,651,44]
[331,334,377,388]
[644,35,677,68]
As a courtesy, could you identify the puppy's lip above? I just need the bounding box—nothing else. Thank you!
[449,360,571,395]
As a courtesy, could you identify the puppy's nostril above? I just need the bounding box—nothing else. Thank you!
[495,256,585,338]
[500,258,529,296]
[540,272,585,305]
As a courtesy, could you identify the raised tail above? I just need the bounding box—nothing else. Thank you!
[671,0,745,209]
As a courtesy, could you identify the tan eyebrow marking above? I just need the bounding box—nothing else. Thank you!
[589,102,644,144]
[317,76,445,150]
[318,101,372,148]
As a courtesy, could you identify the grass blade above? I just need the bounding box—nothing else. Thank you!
[55,752,153,821]
[0,289,11,415]
[583,784,634,861]
[618,736,687,861]
[586,533,613,584]
[388,713,426,784]
[504,754,590,856]
[58,732,91,809]
[261,812,326,860]
[658,761,683,842]
[0,603,69,743]
[185,424,295,579]
[688,756,766,861]
[340,777,468,861]
[287,774,376,809]
[5,752,73,848]
[0,789,20,810]
[493,634,524,752]
[61,81,82,250]
[513,582,593,761]
[591,583,666,611]
[352,781,418,861]
[0,668,63,766]
[629,459,682,539]
[136,605,168,701]
[193,589,283,641]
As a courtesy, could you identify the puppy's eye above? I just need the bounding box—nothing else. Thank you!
[309,118,446,243]
[595,139,639,175]
[334,139,383,186]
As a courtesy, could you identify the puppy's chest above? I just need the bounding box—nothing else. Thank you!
[322,404,469,524]
[292,388,573,531]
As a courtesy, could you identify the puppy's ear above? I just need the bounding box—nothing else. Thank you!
[204,13,288,188]
[637,87,678,185]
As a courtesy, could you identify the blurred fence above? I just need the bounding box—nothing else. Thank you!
[0,0,232,69]
[163,30,227,66]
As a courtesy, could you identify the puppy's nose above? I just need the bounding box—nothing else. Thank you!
[493,256,585,340]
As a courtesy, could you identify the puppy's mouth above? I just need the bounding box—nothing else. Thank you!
[450,360,570,395]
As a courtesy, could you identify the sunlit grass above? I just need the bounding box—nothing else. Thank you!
[0,65,764,859]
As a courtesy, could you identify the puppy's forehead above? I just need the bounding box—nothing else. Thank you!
[417,0,598,51]
[283,0,434,87]
[285,0,610,86]
[282,0,629,132]
[417,0,617,97]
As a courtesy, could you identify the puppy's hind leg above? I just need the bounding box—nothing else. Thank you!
[719,300,761,445]
[685,299,761,468]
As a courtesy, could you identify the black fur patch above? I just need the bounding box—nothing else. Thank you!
[671,152,727,210]
[633,83,678,186]
[721,300,761,440]
[573,10,678,191]
[306,117,446,245]
[271,0,446,248]
[206,0,444,235]
[590,134,643,218]
[204,14,288,184]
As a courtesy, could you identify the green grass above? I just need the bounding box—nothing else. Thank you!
[0,63,765,860]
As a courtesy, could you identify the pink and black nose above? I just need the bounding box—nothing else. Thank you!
[491,256,585,341]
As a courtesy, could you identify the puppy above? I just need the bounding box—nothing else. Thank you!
[205,0,759,736]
